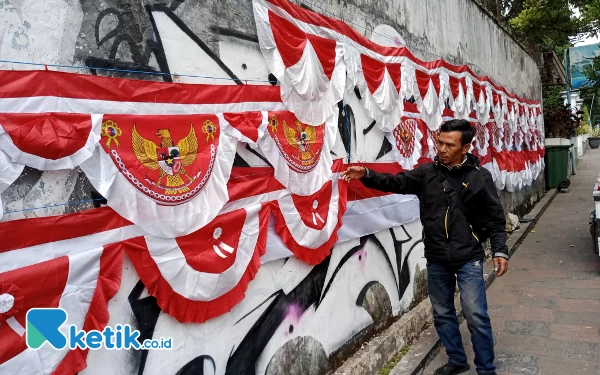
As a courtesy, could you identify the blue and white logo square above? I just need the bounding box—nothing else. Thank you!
[26,308,68,350]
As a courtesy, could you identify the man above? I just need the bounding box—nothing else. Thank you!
[341,119,508,375]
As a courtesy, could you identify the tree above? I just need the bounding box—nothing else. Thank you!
[579,86,600,124]
[582,59,600,87]
[508,0,587,48]
[545,104,584,138]
[542,85,565,116]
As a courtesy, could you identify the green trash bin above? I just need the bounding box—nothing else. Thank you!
[544,145,571,189]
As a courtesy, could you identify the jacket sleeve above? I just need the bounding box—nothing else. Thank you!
[359,166,423,196]
[480,169,509,259]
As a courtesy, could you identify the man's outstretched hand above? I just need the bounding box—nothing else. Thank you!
[493,257,508,277]
[341,166,367,183]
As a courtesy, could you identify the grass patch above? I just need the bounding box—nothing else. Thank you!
[379,344,412,375]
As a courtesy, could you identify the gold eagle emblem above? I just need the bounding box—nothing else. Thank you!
[398,127,413,144]
[132,124,199,195]
[283,119,318,163]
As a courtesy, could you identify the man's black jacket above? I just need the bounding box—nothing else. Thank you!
[360,153,509,265]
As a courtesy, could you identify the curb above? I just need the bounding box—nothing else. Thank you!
[389,188,559,375]
[331,296,434,375]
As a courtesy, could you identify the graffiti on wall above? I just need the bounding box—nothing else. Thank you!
[79,220,425,375]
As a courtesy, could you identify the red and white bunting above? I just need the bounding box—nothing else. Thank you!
[0,112,102,171]
[472,121,491,160]
[0,70,286,115]
[387,112,424,170]
[254,0,346,126]
[0,161,422,329]
[253,0,541,133]
[122,203,269,323]
[345,50,403,131]
[79,113,266,238]
[0,211,123,375]
[257,110,337,196]
[272,177,347,265]
[490,118,505,153]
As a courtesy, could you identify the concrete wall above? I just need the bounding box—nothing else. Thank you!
[0,0,543,374]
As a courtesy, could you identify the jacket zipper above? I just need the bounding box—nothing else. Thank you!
[445,207,449,239]
[445,206,451,263]
[470,225,479,242]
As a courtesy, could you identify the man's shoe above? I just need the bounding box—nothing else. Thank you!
[434,363,471,375]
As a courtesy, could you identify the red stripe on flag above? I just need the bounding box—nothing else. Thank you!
[227,167,286,201]
[345,162,406,200]
[0,207,132,253]
[0,70,282,104]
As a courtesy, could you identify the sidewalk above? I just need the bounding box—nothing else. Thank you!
[421,149,600,375]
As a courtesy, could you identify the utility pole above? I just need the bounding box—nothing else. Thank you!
[496,0,502,21]
[564,48,577,175]
[590,93,595,129]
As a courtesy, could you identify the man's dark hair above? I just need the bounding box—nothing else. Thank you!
[440,119,476,146]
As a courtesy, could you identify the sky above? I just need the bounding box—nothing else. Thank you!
[575,35,600,46]
[572,7,599,47]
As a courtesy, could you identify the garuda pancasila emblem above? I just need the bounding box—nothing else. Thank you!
[132,124,199,195]
[283,119,318,165]
[394,119,417,158]
[476,124,487,147]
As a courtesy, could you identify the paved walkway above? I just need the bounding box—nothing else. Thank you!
[423,149,600,375]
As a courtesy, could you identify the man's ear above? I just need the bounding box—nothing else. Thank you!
[462,143,471,154]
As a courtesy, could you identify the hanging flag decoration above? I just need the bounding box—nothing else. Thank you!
[258,110,337,196]
[0,70,287,115]
[345,51,403,131]
[272,177,347,265]
[0,112,102,171]
[122,203,270,323]
[387,110,424,170]
[415,70,443,131]
[0,210,124,375]
[253,1,346,126]
[0,162,420,327]
[471,119,491,163]
[253,0,540,135]
[79,113,267,238]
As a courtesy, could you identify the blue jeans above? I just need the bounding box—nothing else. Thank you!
[427,261,496,375]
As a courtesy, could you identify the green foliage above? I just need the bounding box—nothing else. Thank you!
[582,53,600,87]
[555,43,571,58]
[379,345,412,375]
[545,104,584,138]
[591,125,600,136]
[579,86,600,124]
[508,0,586,47]
[542,85,565,115]
[581,0,600,35]
[575,123,590,134]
